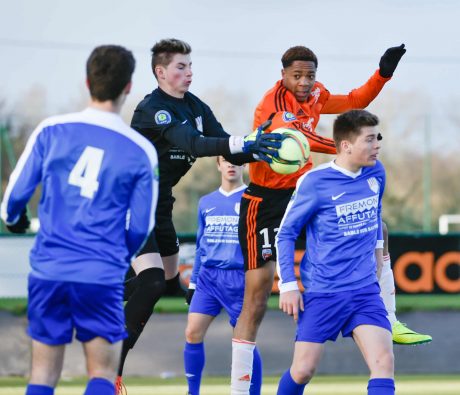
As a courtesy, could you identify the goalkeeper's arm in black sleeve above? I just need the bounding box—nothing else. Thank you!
[162,117,280,164]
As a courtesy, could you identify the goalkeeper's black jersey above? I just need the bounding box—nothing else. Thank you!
[131,87,250,212]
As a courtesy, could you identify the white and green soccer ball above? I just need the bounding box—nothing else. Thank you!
[269,128,310,175]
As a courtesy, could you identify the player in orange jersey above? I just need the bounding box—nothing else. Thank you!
[230,44,409,395]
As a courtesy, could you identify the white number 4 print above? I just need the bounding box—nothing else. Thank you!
[68,146,105,199]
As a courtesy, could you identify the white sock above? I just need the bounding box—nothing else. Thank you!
[379,254,397,325]
[231,338,255,395]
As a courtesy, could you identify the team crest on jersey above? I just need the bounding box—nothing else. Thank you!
[155,110,171,125]
[262,248,273,260]
[234,203,240,215]
[367,177,380,194]
[282,112,297,122]
[195,116,203,132]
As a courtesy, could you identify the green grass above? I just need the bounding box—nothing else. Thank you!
[1,294,460,316]
[0,298,27,315]
[393,294,460,312]
[0,375,459,394]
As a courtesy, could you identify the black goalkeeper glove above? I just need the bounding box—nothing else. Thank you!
[6,209,30,234]
[242,120,282,163]
[185,288,195,305]
[379,44,406,78]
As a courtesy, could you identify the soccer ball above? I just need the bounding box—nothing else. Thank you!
[269,128,310,175]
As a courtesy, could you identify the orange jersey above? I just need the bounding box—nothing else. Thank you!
[250,70,390,189]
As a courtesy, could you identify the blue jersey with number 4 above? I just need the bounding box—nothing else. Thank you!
[1,108,158,284]
[277,160,385,293]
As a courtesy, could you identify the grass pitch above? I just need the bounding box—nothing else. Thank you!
[0,375,459,395]
[1,294,460,316]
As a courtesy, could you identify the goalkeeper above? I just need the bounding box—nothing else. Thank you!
[116,38,281,392]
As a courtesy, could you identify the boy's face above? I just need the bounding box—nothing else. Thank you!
[281,61,316,103]
[346,126,381,168]
[217,157,244,183]
[158,53,192,97]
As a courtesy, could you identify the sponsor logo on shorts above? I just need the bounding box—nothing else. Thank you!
[154,110,172,125]
[262,248,273,260]
[238,374,251,382]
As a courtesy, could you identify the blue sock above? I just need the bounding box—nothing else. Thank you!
[368,378,395,395]
[250,346,262,395]
[25,384,54,395]
[83,377,115,395]
[277,369,307,395]
[184,342,205,395]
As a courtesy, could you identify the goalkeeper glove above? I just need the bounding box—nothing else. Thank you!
[379,44,406,78]
[6,209,30,234]
[242,120,282,163]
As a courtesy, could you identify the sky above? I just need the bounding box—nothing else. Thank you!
[1,0,460,142]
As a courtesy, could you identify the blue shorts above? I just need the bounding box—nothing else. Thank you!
[189,266,244,327]
[27,275,127,345]
[296,282,391,343]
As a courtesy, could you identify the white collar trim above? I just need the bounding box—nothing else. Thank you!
[331,160,362,179]
[219,184,247,197]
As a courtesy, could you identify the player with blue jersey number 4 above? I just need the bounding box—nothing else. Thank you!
[1,45,159,395]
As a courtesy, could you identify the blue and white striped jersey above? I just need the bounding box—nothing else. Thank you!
[1,107,158,284]
[277,160,385,293]
[190,185,246,286]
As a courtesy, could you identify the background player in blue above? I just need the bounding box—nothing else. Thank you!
[183,156,262,395]
[276,110,394,395]
[0,45,158,395]
[117,38,281,388]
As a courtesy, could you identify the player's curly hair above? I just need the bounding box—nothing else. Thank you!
[282,46,318,68]
[86,45,135,102]
[333,110,379,150]
[151,38,192,79]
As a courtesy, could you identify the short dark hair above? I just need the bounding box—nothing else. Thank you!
[86,45,135,102]
[333,110,379,150]
[281,46,318,68]
[151,38,192,79]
